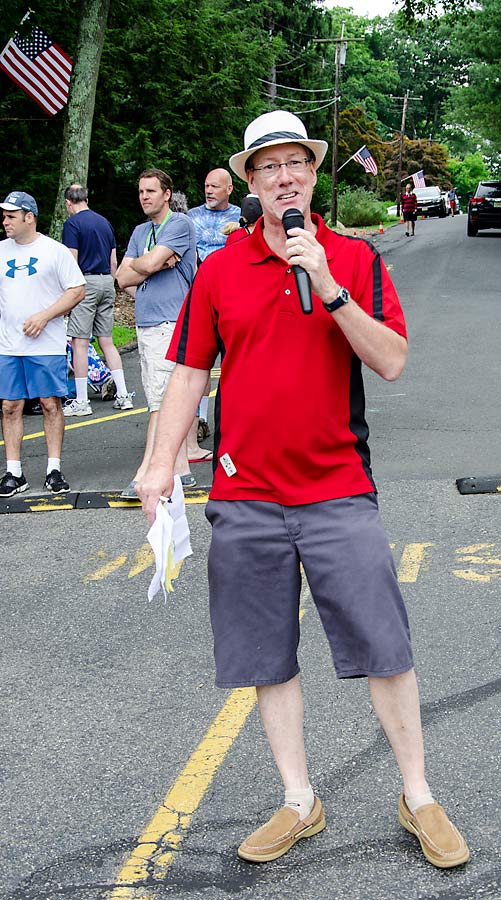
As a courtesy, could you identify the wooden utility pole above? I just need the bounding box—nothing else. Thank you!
[50,0,111,238]
[314,28,363,226]
[331,26,344,228]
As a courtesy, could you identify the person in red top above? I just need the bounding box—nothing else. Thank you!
[401,183,418,236]
[138,111,469,871]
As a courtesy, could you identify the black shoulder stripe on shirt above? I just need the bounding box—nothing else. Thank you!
[345,237,384,321]
[211,332,225,472]
[371,253,384,321]
[349,355,376,491]
[175,283,193,364]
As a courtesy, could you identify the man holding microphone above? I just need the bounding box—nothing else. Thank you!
[137,111,469,870]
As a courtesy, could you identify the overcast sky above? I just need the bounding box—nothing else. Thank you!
[325,0,398,17]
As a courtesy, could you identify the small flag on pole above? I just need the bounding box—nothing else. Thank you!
[353,145,378,176]
[0,15,72,116]
[411,170,426,189]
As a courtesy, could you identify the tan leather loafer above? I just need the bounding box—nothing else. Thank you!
[238,796,325,863]
[398,794,470,868]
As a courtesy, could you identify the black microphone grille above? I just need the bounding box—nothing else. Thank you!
[282,207,304,232]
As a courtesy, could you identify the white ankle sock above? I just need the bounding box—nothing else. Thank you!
[47,458,61,475]
[6,460,22,477]
[284,785,314,820]
[111,368,127,397]
[75,378,88,402]
[405,790,435,815]
[199,395,209,421]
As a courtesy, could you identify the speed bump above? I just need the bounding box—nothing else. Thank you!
[0,486,210,514]
[456,475,501,495]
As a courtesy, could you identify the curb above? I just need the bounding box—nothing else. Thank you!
[0,487,210,514]
[118,340,138,354]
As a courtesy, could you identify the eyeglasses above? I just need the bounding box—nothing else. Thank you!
[249,158,314,178]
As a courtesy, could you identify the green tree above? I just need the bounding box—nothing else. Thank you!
[382,136,451,197]
[449,152,491,199]
[445,0,501,152]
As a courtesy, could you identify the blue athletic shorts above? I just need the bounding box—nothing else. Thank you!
[205,494,413,687]
[0,355,68,400]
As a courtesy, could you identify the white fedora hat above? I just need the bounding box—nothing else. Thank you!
[229,110,328,182]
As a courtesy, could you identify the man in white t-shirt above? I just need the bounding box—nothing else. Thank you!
[0,191,86,497]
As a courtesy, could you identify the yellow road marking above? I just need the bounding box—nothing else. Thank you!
[83,554,128,583]
[453,542,501,582]
[452,570,492,583]
[23,498,74,511]
[184,492,209,504]
[63,407,148,429]
[455,553,501,565]
[6,362,221,447]
[107,597,308,896]
[456,542,495,554]
[0,407,148,447]
[397,542,433,582]
[108,687,257,896]
[84,546,186,584]
[127,544,154,578]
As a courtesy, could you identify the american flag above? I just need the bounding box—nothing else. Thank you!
[353,145,378,176]
[411,170,426,189]
[0,19,72,116]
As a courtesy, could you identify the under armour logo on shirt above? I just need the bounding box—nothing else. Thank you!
[6,257,38,278]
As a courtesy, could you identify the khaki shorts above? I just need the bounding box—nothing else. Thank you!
[136,322,176,411]
[67,274,116,338]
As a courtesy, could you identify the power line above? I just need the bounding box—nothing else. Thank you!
[270,93,336,105]
[258,90,337,112]
[258,78,335,94]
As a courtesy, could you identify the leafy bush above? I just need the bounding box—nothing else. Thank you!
[336,187,389,227]
[312,173,332,216]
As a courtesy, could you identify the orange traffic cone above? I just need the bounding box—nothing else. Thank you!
[379,221,384,233]
[353,229,357,235]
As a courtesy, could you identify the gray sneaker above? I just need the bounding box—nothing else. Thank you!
[120,480,138,500]
[63,398,92,417]
[113,392,135,411]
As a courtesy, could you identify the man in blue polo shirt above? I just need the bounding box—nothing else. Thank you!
[61,184,133,416]
[116,167,197,497]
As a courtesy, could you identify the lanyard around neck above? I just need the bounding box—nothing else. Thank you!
[146,209,172,252]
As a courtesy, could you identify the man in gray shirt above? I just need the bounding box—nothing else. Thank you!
[116,168,197,497]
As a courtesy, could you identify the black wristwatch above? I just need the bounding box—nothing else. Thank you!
[323,286,351,313]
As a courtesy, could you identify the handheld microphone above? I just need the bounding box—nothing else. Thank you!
[282,208,313,315]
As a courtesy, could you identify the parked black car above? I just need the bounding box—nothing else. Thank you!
[414,186,447,218]
[467,181,501,236]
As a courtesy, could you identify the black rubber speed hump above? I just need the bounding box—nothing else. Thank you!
[456,475,501,495]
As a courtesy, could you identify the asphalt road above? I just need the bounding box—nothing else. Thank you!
[1,214,500,900]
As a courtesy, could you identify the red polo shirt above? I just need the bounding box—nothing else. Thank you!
[168,215,406,505]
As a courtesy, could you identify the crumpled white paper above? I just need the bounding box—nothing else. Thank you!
[147,475,192,602]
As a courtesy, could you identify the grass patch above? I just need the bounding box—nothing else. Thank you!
[90,325,136,356]
[112,325,136,348]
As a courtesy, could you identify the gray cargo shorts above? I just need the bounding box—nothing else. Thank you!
[67,274,116,338]
[205,493,413,688]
